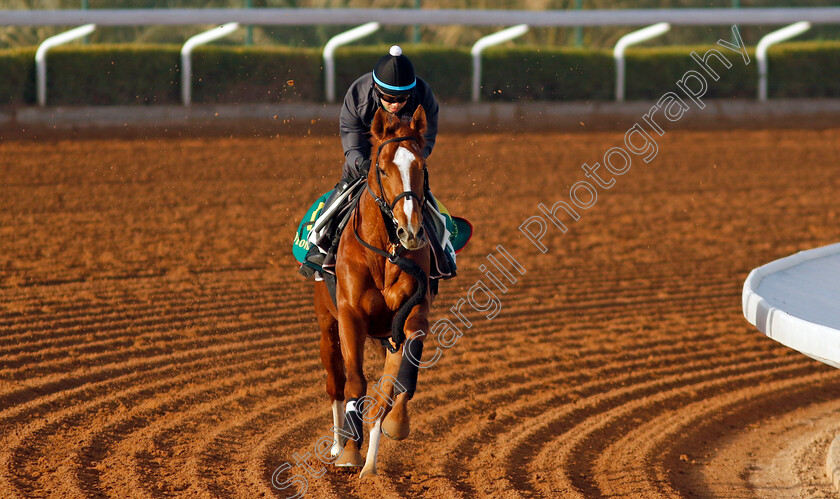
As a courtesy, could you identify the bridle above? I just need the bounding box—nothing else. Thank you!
[351,134,430,354]
[355,135,427,262]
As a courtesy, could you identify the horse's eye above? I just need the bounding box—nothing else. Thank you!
[378,168,387,177]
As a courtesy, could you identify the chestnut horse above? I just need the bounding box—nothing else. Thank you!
[313,105,432,477]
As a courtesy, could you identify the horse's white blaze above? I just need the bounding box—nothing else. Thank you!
[393,146,416,223]
[361,418,383,476]
[331,400,345,457]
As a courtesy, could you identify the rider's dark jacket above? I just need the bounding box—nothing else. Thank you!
[339,72,439,180]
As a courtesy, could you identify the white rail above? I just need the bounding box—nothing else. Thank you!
[3,8,840,27]
[323,22,379,103]
[757,21,811,101]
[471,24,528,103]
[35,24,95,107]
[181,22,239,106]
[614,22,670,102]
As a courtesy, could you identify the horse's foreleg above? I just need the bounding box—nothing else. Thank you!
[382,309,428,441]
[359,418,383,478]
[330,400,345,458]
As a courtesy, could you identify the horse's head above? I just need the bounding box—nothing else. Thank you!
[369,105,428,251]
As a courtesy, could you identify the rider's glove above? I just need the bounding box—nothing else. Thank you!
[358,158,371,175]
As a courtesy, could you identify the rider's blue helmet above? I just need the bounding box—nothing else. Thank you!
[372,45,416,95]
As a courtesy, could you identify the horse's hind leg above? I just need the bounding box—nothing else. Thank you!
[320,323,347,458]
[334,311,366,468]
[315,286,346,458]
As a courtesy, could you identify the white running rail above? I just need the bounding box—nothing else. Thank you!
[323,22,380,103]
[181,22,239,106]
[471,24,528,103]
[36,24,96,107]
[757,21,811,101]
[4,8,840,27]
[614,22,670,102]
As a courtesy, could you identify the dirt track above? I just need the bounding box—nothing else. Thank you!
[1,125,840,498]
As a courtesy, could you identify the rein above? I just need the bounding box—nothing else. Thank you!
[352,135,429,354]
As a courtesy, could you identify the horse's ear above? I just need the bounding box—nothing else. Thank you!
[371,108,387,141]
[371,108,400,140]
[411,105,427,136]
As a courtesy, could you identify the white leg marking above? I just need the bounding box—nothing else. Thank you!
[393,146,417,221]
[331,400,345,457]
[360,418,383,477]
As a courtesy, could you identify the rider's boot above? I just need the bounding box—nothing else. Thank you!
[299,180,351,278]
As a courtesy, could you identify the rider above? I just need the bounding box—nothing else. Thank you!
[300,45,455,280]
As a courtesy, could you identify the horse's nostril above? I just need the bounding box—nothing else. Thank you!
[397,227,406,239]
[417,226,425,240]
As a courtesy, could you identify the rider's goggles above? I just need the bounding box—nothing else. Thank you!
[375,85,410,103]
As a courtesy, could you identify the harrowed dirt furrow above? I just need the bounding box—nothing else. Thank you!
[0,283,309,347]
[0,321,314,416]
[0,338,317,495]
[438,265,744,313]
[524,361,822,499]
[458,293,739,350]
[0,343,320,498]
[360,334,790,498]
[0,279,309,355]
[493,284,739,325]
[659,368,840,498]
[589,367,840,499]
[0,306,307,379]
[461,350,800,488]
[435,274,739,330]
[0,302,314,375]
[0,327,314,431]
[87,357,324,498]
[188,390,334,498]
[445,309,751,373]
[682,391,840,499]
[351,349,719,497]
[2,128,839,497]
[373,317,793,498]
[470,356,814,498]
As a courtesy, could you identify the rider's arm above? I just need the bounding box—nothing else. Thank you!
[339,80,370,180]
[418,79,439,160]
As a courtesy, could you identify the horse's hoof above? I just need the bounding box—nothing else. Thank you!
[381,420,410,440]
[334,442,364,467]
[359,466,377,478]
[382,393,411,440]
[381,413,410,440]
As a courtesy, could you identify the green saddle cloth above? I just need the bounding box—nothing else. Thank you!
[293,191,472,265]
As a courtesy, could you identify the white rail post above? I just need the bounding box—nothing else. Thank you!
[36,24,96,107]
[613,22,670,102]
[181,22,240,106]
[323,22,380,103]
[757,21,810,101]
[471,24,528,103]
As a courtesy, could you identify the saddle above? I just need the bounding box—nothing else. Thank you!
[293,184,471,290]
